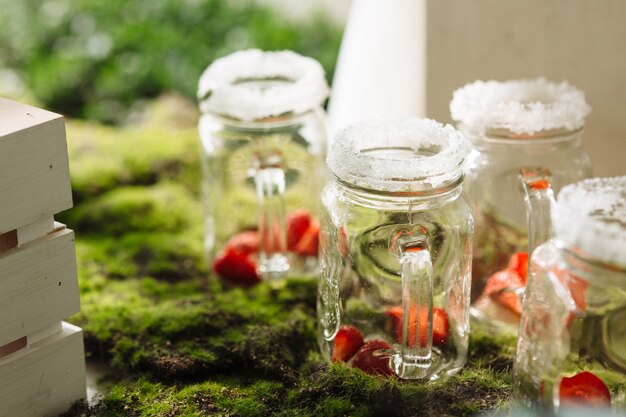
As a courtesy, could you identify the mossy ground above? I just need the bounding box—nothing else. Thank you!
[60,96,516,417]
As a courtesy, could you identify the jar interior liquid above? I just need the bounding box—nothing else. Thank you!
[465,129,591,329]
[200,110,326,275]
[198,50,330,280]
[450,79,593,331]
[319,148,472,380]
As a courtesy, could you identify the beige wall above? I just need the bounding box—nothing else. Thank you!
[427,0,626,177]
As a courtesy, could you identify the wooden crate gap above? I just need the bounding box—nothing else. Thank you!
[0,229,17,253]
[0,336,27,358]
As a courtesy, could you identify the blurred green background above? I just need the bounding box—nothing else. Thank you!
[0,0,342,124]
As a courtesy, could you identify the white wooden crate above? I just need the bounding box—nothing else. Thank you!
[0,226,79,348]
[0,322,86,417]
[0,98,73,235]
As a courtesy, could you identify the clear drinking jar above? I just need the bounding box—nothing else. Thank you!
[514,176,626,412]
[450,79,592,330]
[197,49,329,281]
[318,118,473,380]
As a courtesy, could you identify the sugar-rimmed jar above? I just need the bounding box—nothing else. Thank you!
[318,118,473,380]
[197,49,329,280]
[514,176,626,412]
[450,78,592,330]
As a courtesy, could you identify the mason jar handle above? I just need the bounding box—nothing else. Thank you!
[391,229,433,379]
[254,153,289,279]
[519,167,556,257]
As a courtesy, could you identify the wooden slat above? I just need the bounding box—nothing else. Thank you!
[16,215,56,246]
[0,322,86,417]
[0,227,79,347]
[0,98,72,234]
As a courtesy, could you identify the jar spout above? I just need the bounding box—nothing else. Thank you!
[520,167,556,258]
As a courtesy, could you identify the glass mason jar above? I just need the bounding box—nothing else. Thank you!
[318,118,473,380]
[514,176,626,412]
[450,79,592,331]
[197,49,329,280]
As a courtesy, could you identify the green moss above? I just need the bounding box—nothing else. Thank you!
[70,310,514,415]
[60,108,518,416]
[63,183,202,236]
[71,276,319,383]
[467,327,517,373]
[76,231,207,282]
[60,97,202,207]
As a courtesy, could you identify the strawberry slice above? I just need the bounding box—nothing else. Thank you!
[508,252,529,284]
[386,306,449,347]
[286,209,320,257]
[293,219,319,257]
[529,179,551,190]
[226,230,259,255]
[213,247,260,286]
[332,325,364,362]
[352,339,394,377]
[559,371,611,407]
[286,209,312,250]
[482,269,524,316]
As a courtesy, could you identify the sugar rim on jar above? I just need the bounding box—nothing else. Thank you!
[197,49,329,122]
[553,176,626,269]
[449,78,591,135]
[327,117,470,193]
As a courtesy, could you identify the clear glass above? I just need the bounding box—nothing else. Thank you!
[199,107,327,277]
[514,241,626,412]
[464,128,591,330]
[318,176,473,380]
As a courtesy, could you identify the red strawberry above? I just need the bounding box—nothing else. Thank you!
[332,325,364,362]
[482,269,524,316]
[286,209,320,257]
[286,209,312,250]
[213,247,260,286]
[529,179,551,190]
[559,371,611,407]
[352,339,394,377]
[226,230,259,255]
[386,306,449,347]
[293,219,319,257]
[508,252,529,284]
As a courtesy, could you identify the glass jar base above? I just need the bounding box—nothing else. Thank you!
[259,254,290,280]
[392,354,431,380]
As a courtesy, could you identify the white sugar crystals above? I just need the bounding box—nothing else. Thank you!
[327,117,469,192]
[198,49,329,121]
[450,78,591,135]
[554,176,626,267]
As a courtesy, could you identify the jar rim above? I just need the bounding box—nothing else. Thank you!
[327,117,469,192]
[553,176,626,268]
[197,49,329,121]
[450,78,591,135]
